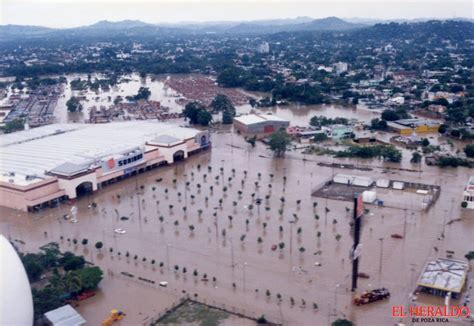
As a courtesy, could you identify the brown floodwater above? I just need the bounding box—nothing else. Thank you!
[1,127,473,326]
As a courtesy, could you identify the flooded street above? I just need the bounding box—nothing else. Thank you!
[1,126,473,325]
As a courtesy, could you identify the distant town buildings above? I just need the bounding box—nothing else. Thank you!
[334,62,348,75]
[257,42,270,54]
[462,176,474,209]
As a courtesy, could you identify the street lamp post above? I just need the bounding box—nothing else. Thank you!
[378,238,384,280]
[166,243,171,271]
[243,262,248,291]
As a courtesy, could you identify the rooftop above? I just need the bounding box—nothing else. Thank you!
[44,304,86,326]
[417,258,468,293]
[0,122,201,186]
[234,114,288,125]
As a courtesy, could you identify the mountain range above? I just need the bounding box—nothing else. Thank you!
[0,16,471,41]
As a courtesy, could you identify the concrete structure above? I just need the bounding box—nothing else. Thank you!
[257,42,270,54]
[327,124,353,140]
[0,235,34,325]
[417,258,469,299]
[334,62,348,75]
[233,114,289,135]
[388,119,440,135]
[462,176,474,209]
[0,122,210,211]
[45,304,86,326]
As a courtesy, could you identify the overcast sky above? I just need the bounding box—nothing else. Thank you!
[1,0,472,28]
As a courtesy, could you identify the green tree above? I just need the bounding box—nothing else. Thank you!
[464,144,474,158]
[411,152,422,163]
[21,254,44,282]
[127,87,151,101]
[332,319,354,326]
[75,267,103,290]
[2,119,24,133]
[66,96,83,112]
[313,133,328,142]
[197,110,213,126]
[95,241,103,250]
[61,252,86,271]
[381,109,400,121]
[269,129,291,157]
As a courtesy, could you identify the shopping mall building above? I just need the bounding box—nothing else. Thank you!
[0,121,210,211]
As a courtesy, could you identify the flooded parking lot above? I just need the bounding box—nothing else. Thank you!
[1,127,473,325]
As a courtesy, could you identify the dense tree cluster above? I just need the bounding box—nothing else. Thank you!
[183,101,213,126]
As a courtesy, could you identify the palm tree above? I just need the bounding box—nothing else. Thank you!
[174,265,179,272]
[174,220,179,227]
[297,227,302,235]
[278,242,285,250]
[290,297,295,305]
[296,199,301,206]
[335,234,342,241]
[151,259,156,265]
[280,197,285,203]
[193,269,198,277]
[240,234,246,242]
[222,229,226,237]
[159,216,164,223]
[228,215,233,223]
[279,225,283,233]
[299,247,305,254]
[189,225,195,233]
[332,219,338,225]
[81,239,88,246]
[95,241,103,250]
[313,303,318,310]
[182,267,187,273]
[257,237,263,244]
[245,219,250,226]
[317,231,322,238]
[266,289,271,297]
[277,293,282,301]
[262,222,267,229]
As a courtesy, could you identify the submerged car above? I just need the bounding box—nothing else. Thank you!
[354,288,390,306]
[114,228,126,234]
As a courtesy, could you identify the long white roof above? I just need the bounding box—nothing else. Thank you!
[0,122,201,186]
[234,114,288,125]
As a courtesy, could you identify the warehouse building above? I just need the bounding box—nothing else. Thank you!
[0,122,210,211]
[233,114,289,135]
[387,119,440,135]
[416,258,468,299]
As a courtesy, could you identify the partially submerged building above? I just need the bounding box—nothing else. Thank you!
[0,122,211,211]
[233,114,289,135]
[462,176,474,209]
[416,258,469,299]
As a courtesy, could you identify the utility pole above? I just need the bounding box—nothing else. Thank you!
[403,209,407,238]
[378,238,384,281]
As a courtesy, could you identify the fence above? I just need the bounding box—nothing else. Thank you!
[143,294,283,326]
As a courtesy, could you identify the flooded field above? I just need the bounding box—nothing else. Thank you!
[1,127,473,325]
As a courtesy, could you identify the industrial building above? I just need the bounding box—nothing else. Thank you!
[416,258,469,299]
[0,121,210,211]
[387,119,440,135]
[233,114,289,135]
